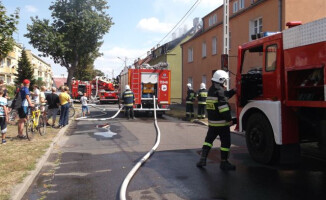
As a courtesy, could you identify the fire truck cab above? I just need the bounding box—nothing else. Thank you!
[236,18,326,164]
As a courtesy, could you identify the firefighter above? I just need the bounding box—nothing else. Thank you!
[196,70,236,171]
[197,83,208,119]
[185,83,196,120]
[122,85,135,120]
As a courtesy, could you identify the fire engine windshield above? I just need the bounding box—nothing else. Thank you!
[241,45,263,74]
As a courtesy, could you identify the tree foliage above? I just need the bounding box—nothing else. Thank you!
[25,0,113,89]
[14,49,36,87]
[0,1,19,59]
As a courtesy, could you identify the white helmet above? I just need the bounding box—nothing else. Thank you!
[212,70,229,84]
[187,83,192,89]
[125,85,130,90]
[200,83,206,89]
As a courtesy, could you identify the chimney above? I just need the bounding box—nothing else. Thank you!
[193,17,199,28]
[172,32,177,40]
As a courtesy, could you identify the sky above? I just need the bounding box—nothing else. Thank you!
[2,0,223,78]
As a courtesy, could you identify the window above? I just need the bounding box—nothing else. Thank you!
[208,14,217,27]
[188,77,193,86]
[202,42,207,58]
[212,37,217,55]
[188,48,193,62]
[6,58,11,67]
[0,59,4,68]
[241,45,263,74]
[265,44,277,72]
[233,1,238,13]
[239,0,245,9]
[202,75,207,85]
[6,76,11,84]
[254,18,263,34]
[250,17,263,40]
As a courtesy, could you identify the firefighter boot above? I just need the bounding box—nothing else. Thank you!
[220,150,236,171]
[196,147,210,168]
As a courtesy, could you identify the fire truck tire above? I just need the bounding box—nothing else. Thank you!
[246,113,277,164]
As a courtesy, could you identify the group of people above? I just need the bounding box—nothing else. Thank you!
[0,79,73,144]
[185,82,209,120]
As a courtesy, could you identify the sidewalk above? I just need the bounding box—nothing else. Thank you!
[0,106,81,200]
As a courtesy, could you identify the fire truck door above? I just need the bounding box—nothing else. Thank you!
[263,42,281,100]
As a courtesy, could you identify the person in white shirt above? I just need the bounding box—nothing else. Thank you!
[80,93,89,117]
[31,85,40,105]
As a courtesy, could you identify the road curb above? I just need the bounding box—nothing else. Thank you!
[10,121,73,200]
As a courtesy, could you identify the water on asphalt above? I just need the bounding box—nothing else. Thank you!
[22,105,326,200]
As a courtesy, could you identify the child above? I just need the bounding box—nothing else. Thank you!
[0,88,8,144]
[80,93,89,117]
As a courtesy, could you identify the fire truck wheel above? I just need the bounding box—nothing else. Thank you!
[246,113,277,164]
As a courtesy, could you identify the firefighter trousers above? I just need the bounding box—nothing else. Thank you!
[202,126,231,160]
[186,103,194,118]
[197,104,206,118]
[124,106,134,119]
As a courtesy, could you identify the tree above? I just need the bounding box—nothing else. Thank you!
[0,2,19,59]
[25,0,113,89]
[14,49,36,87]
[94,69,105,77]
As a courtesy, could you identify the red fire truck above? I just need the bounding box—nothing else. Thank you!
[71,80,92,100]
[119,64,171,115]
[236,18,326,164]
[91,76,119,104]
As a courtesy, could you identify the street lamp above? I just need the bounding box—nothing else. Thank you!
[117,57,127,68]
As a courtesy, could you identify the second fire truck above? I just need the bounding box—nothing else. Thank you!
[235,17,326,164]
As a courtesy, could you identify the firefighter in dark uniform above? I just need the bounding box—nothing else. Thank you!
[185,83,196,120]
[196,70,237,170]
[122,85,135,120]
[197,83,208,119]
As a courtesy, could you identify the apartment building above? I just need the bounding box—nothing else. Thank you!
[181,0,325,107]
[26,50,53,88]
[0,44,22,84]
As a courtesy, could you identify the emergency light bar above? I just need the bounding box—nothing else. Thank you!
[251,32,280,40]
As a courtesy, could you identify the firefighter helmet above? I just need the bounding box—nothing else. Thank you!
[187,83,192,89]
[211,70,229,84]
[125,85,130,90]
[200,83,206,89]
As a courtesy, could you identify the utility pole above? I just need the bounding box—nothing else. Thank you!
[223,0,230,90]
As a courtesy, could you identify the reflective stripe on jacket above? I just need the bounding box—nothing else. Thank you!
[206,84,235,127]
[186,89,196,104]
[197,89,208,104]
[122,89,134,106]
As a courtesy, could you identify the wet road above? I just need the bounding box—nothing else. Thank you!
[23,105,326,200]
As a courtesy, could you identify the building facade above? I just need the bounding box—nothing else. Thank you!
[148,27,199,103]
[26,50,53,88]
[0,44,54,88]
[181,0,326,107]
[0,44,22,84]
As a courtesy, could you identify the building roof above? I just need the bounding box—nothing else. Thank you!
[53,77,67,88]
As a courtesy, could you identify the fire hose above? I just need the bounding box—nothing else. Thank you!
[119,96,161,200]
[75,105,123,121]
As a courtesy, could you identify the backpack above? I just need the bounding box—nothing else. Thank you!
[11,91,22,110]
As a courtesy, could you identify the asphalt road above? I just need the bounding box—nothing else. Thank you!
[23,105,326,200]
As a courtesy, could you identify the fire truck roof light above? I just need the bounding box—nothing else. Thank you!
[286,21,302,28]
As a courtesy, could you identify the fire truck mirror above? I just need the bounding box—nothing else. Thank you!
[221,54,229,71]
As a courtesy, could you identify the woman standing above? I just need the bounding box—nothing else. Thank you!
[58,86,70,128]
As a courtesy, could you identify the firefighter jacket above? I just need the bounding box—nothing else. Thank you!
[122,89,134,107]
[186,89,196,104]
[197,89,208,104]
[206,84,235,127]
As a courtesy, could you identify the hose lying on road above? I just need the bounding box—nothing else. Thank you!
[119,96,161,200]
[75,105,123,121]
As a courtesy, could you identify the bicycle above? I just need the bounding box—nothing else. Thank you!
[26,106,46,140]
[58,101,75,118]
